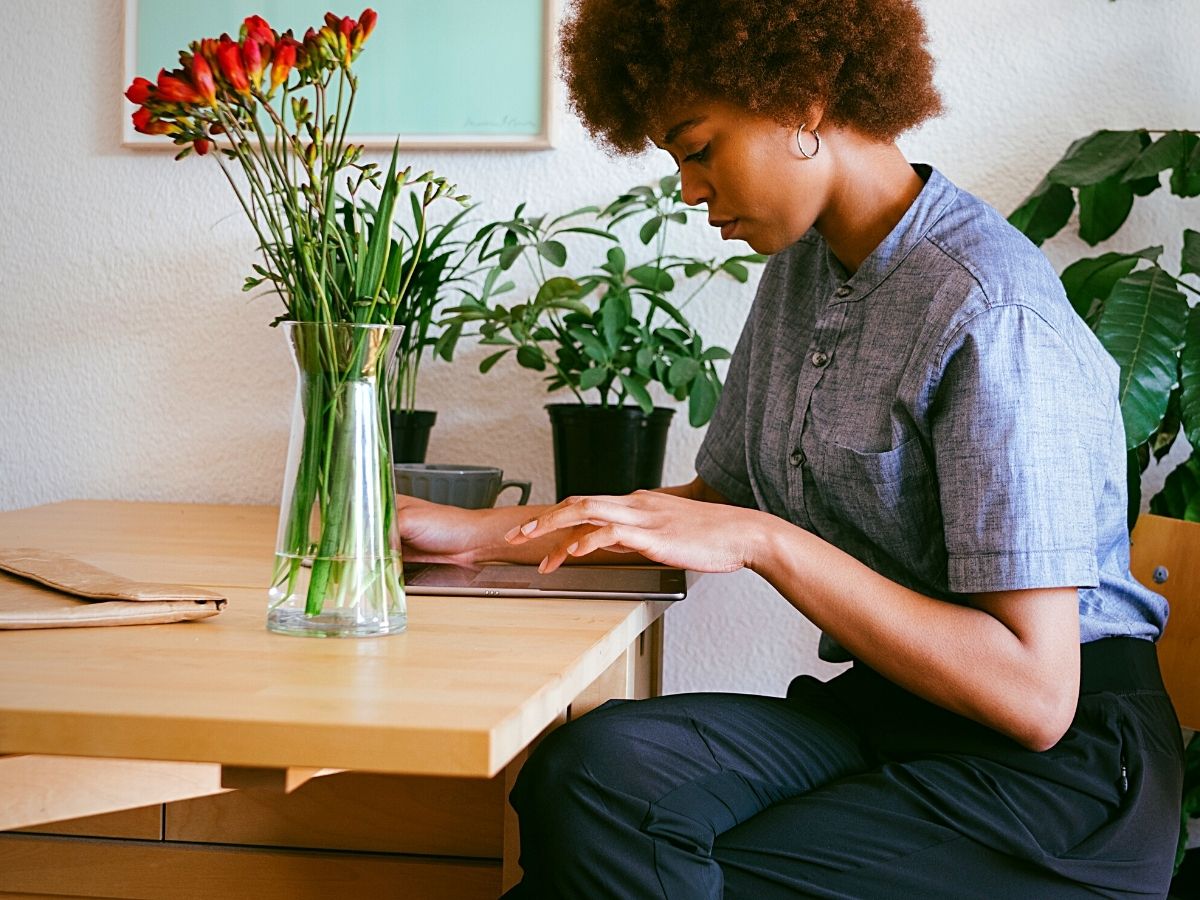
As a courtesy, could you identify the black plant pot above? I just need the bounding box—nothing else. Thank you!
[390,409,437,464]
[546,404,675,501]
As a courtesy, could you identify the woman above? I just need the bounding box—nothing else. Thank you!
[397,0,1184,895]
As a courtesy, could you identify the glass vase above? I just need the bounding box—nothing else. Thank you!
[268,322,407,637]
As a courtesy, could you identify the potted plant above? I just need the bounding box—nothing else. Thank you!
[383,196,480,463]
[1009,125,1199,878]
[446,175,765,499]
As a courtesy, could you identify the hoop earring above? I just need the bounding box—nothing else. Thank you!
[796,124,821,160]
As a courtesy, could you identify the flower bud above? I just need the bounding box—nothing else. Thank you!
[191,54,217,105]
[156,68,203,104]
[132,106,173,135]
[124,77,154,106]
[241,15,276,50]
[195,138,212,156]
[243,37,265,86]
[216,37,251,94]
[270,36,299,93]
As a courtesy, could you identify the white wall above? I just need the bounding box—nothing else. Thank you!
[2,0,1197,696]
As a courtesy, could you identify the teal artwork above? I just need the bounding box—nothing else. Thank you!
[124,0,550,146]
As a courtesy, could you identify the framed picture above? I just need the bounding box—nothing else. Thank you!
[122,0,555,149]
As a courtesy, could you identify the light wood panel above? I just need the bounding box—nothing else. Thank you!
[1129,513,1200,730]
[10,805,160,840]
[0,835,500,900]
[164,771,504,857]
[0,501,671,778]
[0,756,226,832]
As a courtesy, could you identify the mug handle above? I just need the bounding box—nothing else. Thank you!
[497,480,532,506]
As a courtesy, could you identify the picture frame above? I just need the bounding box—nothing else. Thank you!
[122,0,555,150]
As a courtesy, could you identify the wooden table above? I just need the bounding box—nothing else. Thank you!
[0,501,669,899]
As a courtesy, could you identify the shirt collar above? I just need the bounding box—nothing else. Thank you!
[822,164,958,302]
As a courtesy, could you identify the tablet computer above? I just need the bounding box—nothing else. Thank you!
[403,562,688,601]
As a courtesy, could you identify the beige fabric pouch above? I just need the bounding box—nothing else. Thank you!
[0,548,227,629]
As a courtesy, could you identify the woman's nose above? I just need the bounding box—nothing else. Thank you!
[678,169,711,207]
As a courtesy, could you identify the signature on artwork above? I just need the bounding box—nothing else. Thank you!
[464,114,538,130]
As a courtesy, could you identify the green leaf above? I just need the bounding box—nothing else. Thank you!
[1077,173,1135,246]
[1008,177,1075,246]
[635,347,654,373]
[1122,130,1182,182]
[498,244,524,270]
[683,261,709,278]
[688,374,718,427]
[1149,455,1200,521]
[600,294,631,351]
[578,366,608,391]
[534,276,582,306]
[1180,306,1200,452]
[1095,267,1189,448]
[558,226,620,241]
[700,346,732,362]
[605,247,627,275]
[1060,248,1161,322]
[668,357,701,389]
[479,349,510,373]
[516,344,547,371]
[721,260,751,283]
[658,174,680,195]
[618,373,654,414]
[433,322,463,361]
[1182,229,1200,278]
[537,240,568,267]
[639,216,663,245]
[1170,132,1200,198]
[569,327,609,363]
[629,265,675,293]
[1048,130,1145,186]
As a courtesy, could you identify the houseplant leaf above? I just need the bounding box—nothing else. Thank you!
[1048,130,1145,186]
[1095,267,1188,448]
[1180,306,1200,452]
[1182,228,1200,277]
[1059,248,1161,321]
[1008,177,1075,246]
[617,373,654,414]
[1169,132,1200,198]
[1078,173,1135,246]
[1150,455,1200,521]
[688,373,718,427]
[1121,131,1183,182]
[538,240,568,267]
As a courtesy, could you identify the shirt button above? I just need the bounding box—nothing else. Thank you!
[835,285,852,297]
[789,449,805,467]
[811,350,829,367]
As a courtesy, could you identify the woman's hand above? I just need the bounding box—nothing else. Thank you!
[504,490,768,574]
[394,494,512,565]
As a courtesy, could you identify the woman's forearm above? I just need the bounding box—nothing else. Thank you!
[746,514,1080,751]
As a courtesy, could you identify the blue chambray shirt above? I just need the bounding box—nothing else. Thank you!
[696,165,1167,657]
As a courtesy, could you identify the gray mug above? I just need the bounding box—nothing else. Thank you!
[393,464,532,509]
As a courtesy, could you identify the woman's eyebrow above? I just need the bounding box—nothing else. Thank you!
[663,116,707,145]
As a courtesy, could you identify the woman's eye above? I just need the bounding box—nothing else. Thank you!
[683,144,710,163]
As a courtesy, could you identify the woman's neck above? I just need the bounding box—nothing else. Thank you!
[814,137,926,275]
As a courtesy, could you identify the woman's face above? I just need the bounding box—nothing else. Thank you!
[655,98,829,255]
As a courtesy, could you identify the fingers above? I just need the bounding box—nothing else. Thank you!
[537,525,646,573]
[504,495,642,545]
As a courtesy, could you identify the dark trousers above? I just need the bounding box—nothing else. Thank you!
[506,638,1183,898]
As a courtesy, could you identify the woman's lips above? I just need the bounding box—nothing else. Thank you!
[712,218,738,239]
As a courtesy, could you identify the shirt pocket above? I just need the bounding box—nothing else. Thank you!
[812,437,944,579]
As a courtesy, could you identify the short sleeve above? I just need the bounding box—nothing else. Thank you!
[695,309,758,508]
[932,303,1102,593]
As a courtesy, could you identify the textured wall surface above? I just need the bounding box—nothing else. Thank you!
[2,0,1197,696]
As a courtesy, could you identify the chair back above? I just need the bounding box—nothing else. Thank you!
[1129,513,1200,731]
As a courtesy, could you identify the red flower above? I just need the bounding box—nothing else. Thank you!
[124,77,154,105]
[270,36,298,92]
[243,37,265,84]
[324,12,354,37]
[357,9,377,41]
[216,37,251,93]
[242,15,276,49]
[132,106,171,135]
[191,54,217,105]
[156,68,203,104]
[195,138,212,156]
